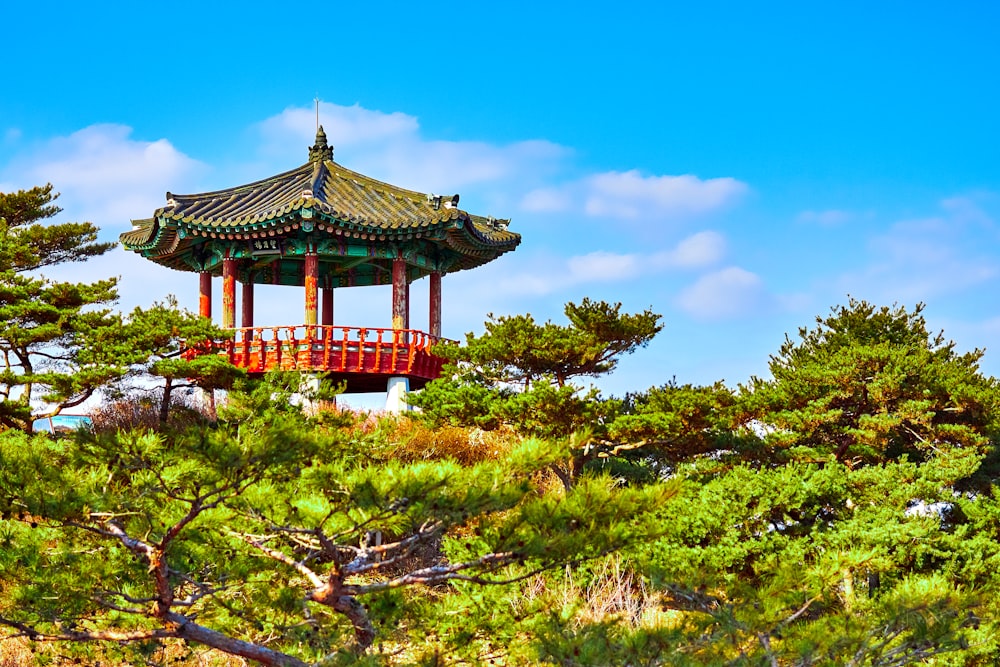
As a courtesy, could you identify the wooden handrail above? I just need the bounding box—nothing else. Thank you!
[187,325,453,381]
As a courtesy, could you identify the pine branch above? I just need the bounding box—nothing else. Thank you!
[0,616,174,643]
[342,520,444,576]
[241,533,325,588]
[349,551,520,593]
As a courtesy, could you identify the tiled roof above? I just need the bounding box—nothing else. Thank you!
[121,126,519,276]
[162,159,515,242]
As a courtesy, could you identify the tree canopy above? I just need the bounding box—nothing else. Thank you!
[2,213,1000,667]
[0,184,114,273]
[0,372,673,666]
[118,298,242,422]
[0,186,123,430]
[740,299,999,467]
[408,298,661,435]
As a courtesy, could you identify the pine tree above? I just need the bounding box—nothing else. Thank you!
[0,185,122,431]
[119,298,243,423]
[0,372,673,665]
[740,298,999,467]
[407,299,662,486]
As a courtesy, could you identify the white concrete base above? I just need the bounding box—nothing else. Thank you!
[385,376,410,414]
[289,374,322,415]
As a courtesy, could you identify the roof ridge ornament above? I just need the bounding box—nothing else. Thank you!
[309,125,334,162]
[427,193,460,210]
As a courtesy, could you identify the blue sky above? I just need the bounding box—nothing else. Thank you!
[3,1,1000,403]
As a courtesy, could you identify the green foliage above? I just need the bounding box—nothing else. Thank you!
[0,186,124,431]
[608,381,746,469]
[0,372,673,666]
[440,298,662,389]
[4,296,1000,667]
[0,184,114,273]
[614,446,990,665]
[408,299,660,448]
[741,298,999,467]
[119,298,243,423]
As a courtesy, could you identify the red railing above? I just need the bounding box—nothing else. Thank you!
[184,325,451,384]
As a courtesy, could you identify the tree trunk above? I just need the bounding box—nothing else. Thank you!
[206,388,217,421]
[159,376,173,424]
[165,612,309,667]
[333,596,376,652]
[867,571,880,598]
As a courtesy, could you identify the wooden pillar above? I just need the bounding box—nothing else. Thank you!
[321,286,334,326]
[429,271,442,338]
[222,257,237,329]
[392,258,408,330]
[242,280,254,328]
[199,272,212,319]
[304,252,318,326]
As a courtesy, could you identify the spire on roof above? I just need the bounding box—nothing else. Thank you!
[309,126,333,162]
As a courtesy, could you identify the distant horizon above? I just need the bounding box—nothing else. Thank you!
[4,1,999,408]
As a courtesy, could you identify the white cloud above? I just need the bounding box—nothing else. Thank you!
[487,231,727,298]
[0,124,204,229]
[257,105,747,226]
[940,195,994,226]
[584,170,748,219]
[797,209,852,226]
[487,251,641,298]
[567,251,641,282]
[651,230,726,269]
[254,103,570,198]
[521,186,573,213]
[836,199,1000,302]
[522,169,747,222]
[676,266,768,320]
[256,103,418,158]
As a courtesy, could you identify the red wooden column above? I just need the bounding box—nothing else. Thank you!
[429,271,442,337]
[392,258,408,330]
[404,280,410,329]
[304,251,319,326]
[222,257,237,329]
[321,285,334,326]
[242,280,254,328]
[199,272,212,319]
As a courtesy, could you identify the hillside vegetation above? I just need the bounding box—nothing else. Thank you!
[2,185,1000,666]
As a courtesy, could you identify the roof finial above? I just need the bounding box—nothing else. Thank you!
[314,95,320,132]
[309,124,333,162]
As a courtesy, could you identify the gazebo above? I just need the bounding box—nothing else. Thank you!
[120,127,520,402]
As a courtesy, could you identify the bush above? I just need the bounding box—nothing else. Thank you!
[90,389,212,433]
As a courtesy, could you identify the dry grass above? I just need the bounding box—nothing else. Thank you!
[350,415,521,465]
[90,390,212,433]
[392,421,517,464]
[521,554,679,631]
[0,637,33,667]
[0,636,250,667]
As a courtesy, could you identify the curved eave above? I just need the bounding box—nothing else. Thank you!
[119,219,159,249]
[143,197,519,247]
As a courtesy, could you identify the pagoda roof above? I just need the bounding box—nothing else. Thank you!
[121,127,520,279]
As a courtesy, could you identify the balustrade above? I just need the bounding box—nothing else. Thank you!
[183,325,451,387]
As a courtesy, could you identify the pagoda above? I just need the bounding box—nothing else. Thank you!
[121,127,520,399]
